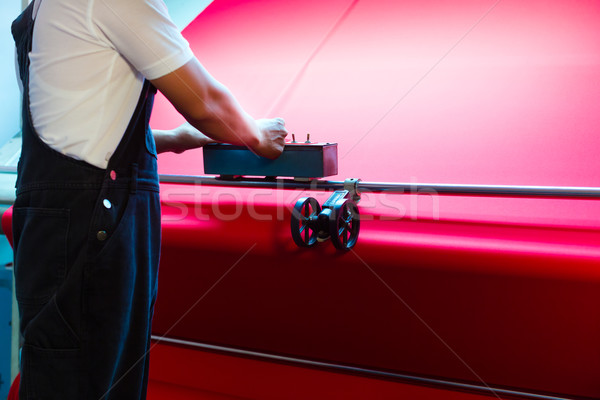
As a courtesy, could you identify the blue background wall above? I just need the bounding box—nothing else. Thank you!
[0,1,22,149]
[0,2,21,397]
[0,265,13,400]
[164,0,213,30]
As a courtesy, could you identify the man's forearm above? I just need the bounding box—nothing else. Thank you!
[152,122,215,154]
[150,59,261,150]
[152,129,177,154]
[150,58,287,159]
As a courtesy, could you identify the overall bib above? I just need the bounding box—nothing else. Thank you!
[12,3,161,399]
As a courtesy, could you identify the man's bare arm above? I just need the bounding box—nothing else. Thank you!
[150,58,287,159]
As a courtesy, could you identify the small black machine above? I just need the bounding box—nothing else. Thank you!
[203,137,361,251]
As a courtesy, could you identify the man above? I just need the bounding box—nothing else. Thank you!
[11,0,287,398]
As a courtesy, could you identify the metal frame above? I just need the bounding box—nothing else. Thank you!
[2,167,600,199]
[151,335,575,400]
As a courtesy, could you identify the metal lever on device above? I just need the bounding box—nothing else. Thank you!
[290,179,361,251]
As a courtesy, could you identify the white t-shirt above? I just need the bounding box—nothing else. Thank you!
[28,0,194,168]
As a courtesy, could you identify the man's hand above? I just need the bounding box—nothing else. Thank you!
[153,122,215,154]
[252,118,288,159]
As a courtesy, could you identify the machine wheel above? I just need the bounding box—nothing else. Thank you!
[329,199,360,251]
[290,197,322,247]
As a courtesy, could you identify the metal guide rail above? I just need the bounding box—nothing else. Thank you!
[4,144,600,250]
[2,166,600,198]
[159,174,600,252]
[2,165,600,251]
[152,335,576,400]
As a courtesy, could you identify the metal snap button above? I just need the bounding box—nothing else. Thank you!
[110,170,117,181]
[97,230,108,241]
[103,199,112,209]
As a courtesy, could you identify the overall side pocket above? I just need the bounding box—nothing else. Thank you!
[12,207,69,304]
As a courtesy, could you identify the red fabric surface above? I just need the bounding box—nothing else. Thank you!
[152,0,600,229]
[153,0,600,186]
[148,0,600,398]
[153,193,600,398]
[2,206,13,247]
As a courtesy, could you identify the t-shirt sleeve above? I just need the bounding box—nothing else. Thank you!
[92,0,194,80]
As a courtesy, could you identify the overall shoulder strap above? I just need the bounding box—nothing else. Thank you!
[12,1,35,84]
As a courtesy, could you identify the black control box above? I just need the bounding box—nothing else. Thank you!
[203,142,338,178]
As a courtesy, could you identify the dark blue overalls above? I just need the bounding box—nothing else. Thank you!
[12,3,161,399]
